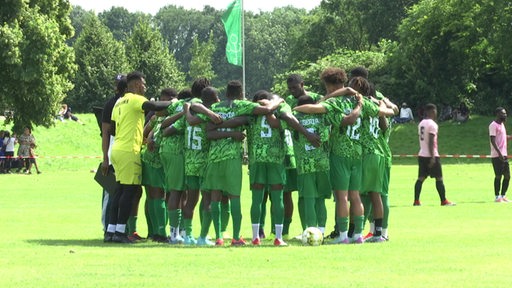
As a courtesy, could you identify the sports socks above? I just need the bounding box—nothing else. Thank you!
[435,180,446,202]
[298,197,306,230]
[336,216,349,240]
[315,198,326,232]
[221,201,230,235]
[251,189,264,239]
[352,215,364,240]
[210,201,221,239]
[230,197,242,240]
[304,197,317,228]
[502,177,510,196]
[127,216,137,235]
[199,208,212,239]
[494,177,501,196]
[154,198,167,236]
[382,194,389,230]
[414,180,423,201]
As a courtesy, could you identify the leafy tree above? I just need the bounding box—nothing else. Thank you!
[68,14,130,112]
[188,32,216,81]
[0,0,76,132]
[98,7,151,42]
[125,20,186,98]
[68,5,95,46]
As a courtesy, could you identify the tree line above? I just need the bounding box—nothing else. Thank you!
[1,0,511,131]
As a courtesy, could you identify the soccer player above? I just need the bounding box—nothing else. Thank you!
[202,80,284,246]
[414,103,455,206]
[105,71,171,244]
[284,74,323,237]
[489,107,512,202]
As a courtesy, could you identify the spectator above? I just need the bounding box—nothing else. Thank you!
[452,102,470,123]
[438,103,453,122]
[394,102,414,123]
[58,104,84,125]
[25,143,41,174]
[3,131,17,173]
[17,127,35,173]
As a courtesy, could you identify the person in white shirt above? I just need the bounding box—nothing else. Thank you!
[394,102,414,123]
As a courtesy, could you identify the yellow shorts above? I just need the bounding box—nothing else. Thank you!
[111,150,142,185]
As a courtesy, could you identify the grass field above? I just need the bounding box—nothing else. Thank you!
[1,114,511,287]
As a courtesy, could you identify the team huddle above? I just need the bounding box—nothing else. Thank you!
[102,66,402,246]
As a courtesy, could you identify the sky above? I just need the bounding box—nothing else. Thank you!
[69,0,322,14]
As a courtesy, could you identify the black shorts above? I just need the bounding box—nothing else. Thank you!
[492,157,510,176]
[418,156,442,178]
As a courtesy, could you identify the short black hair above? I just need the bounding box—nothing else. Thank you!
[297,95,315,106]
[425,103,437,112]
[226,80,243,99]
[252,90,271,102]
[126,71,145,84]
[287,74,303,85]
[201,86,218,104]
[350,66,369,79]
[496,107,505,115]
[348,76,371,96]
[160,88,178,99]
[178,88,192,100]
[116,75,128,96]
[191,77,211,98]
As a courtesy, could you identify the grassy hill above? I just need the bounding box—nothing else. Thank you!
[1,113,497,171]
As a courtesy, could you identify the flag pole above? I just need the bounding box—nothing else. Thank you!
[241,0,246,98]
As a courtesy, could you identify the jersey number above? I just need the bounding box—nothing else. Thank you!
[187,126,202,150]
[260,117,272,138]
[345,118,361,140]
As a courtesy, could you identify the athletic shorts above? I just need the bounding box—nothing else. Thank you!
[142,161,165,189]
[418,156,443,178]
[297,171,331,199]
[249,162,286,185]
[111,150,142,185]
[202,158,242,196]
[329,154,362,192]
[492,157,510,176]
[185,175,202,191]
[161,153,185,191]
[284,168,298,192]
[361,154,385,195]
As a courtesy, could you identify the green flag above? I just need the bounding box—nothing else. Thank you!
[222,0,242,66]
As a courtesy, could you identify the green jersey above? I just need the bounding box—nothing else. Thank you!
[182,98,210,176]
[292,111,330,174]
[359,99,382,156]
[141,116,164,168]
[247,104,289,164]
[322,97,362,159]
[285,92,322,109]
[378,117,393,167]
[160,100,186,156]
[207,99,260,163]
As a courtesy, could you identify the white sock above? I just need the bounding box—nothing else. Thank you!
[170,227,177,240]
[275,224,283,239]
[353,233,362,240]
[252,224,260,240]
[496,195,502,200]
[115,224,126,234]
[107,224,116,233]
[340,231,348,240]
[382,228,388,238]
[319,227,325,234]
[369,222,375,234]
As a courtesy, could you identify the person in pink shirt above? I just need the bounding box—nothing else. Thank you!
[413,104,455,206]
[489,107,512,202]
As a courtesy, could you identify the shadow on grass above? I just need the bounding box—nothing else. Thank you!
[389,200,487,208]
[25,238,303,248]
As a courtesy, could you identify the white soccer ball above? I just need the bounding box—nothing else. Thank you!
[301,227,323,246]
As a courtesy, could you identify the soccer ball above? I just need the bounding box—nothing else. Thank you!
[301,227,323,246]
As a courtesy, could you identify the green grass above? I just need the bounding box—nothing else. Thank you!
[1,114,510,287]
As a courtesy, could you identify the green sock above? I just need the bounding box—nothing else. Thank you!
[221,201,230,234]
[230,197,242,240]
[251,189,264,223]
[353,215,364,234]
[169,209,179,229]
[270,190,284,224]
[155,198,167,236]
[382,194,389,229]
[260,191,267,231]
[200,208,212,238]
[183,218,193,236]
[198,198,204,225]
[304,197,317,227]
[211,201,221,239]
[315,198,326,228]
[283,217,292,235]
[298,197,306,230]
[361,193,373,224]
[127,216,137,234]
[336,216,349,232]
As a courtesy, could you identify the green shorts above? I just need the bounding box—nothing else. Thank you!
[142,161,165,189]
[361,153,385,195]
[111,150,142,185]
[249,162,286,185]
[297,171,331,199]
[160,153,185,191]
[329,154,361,191]
[381,165,390,197]
[284,168,298,192]
[202,158,242,196]
[185,175,202,191]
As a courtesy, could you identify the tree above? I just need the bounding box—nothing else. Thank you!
[67,5,95,46]
[0,0,76,132]
[67,14,130,112]
[188,32,216,81]
[125,20,186,98]
[98,7,151,42]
